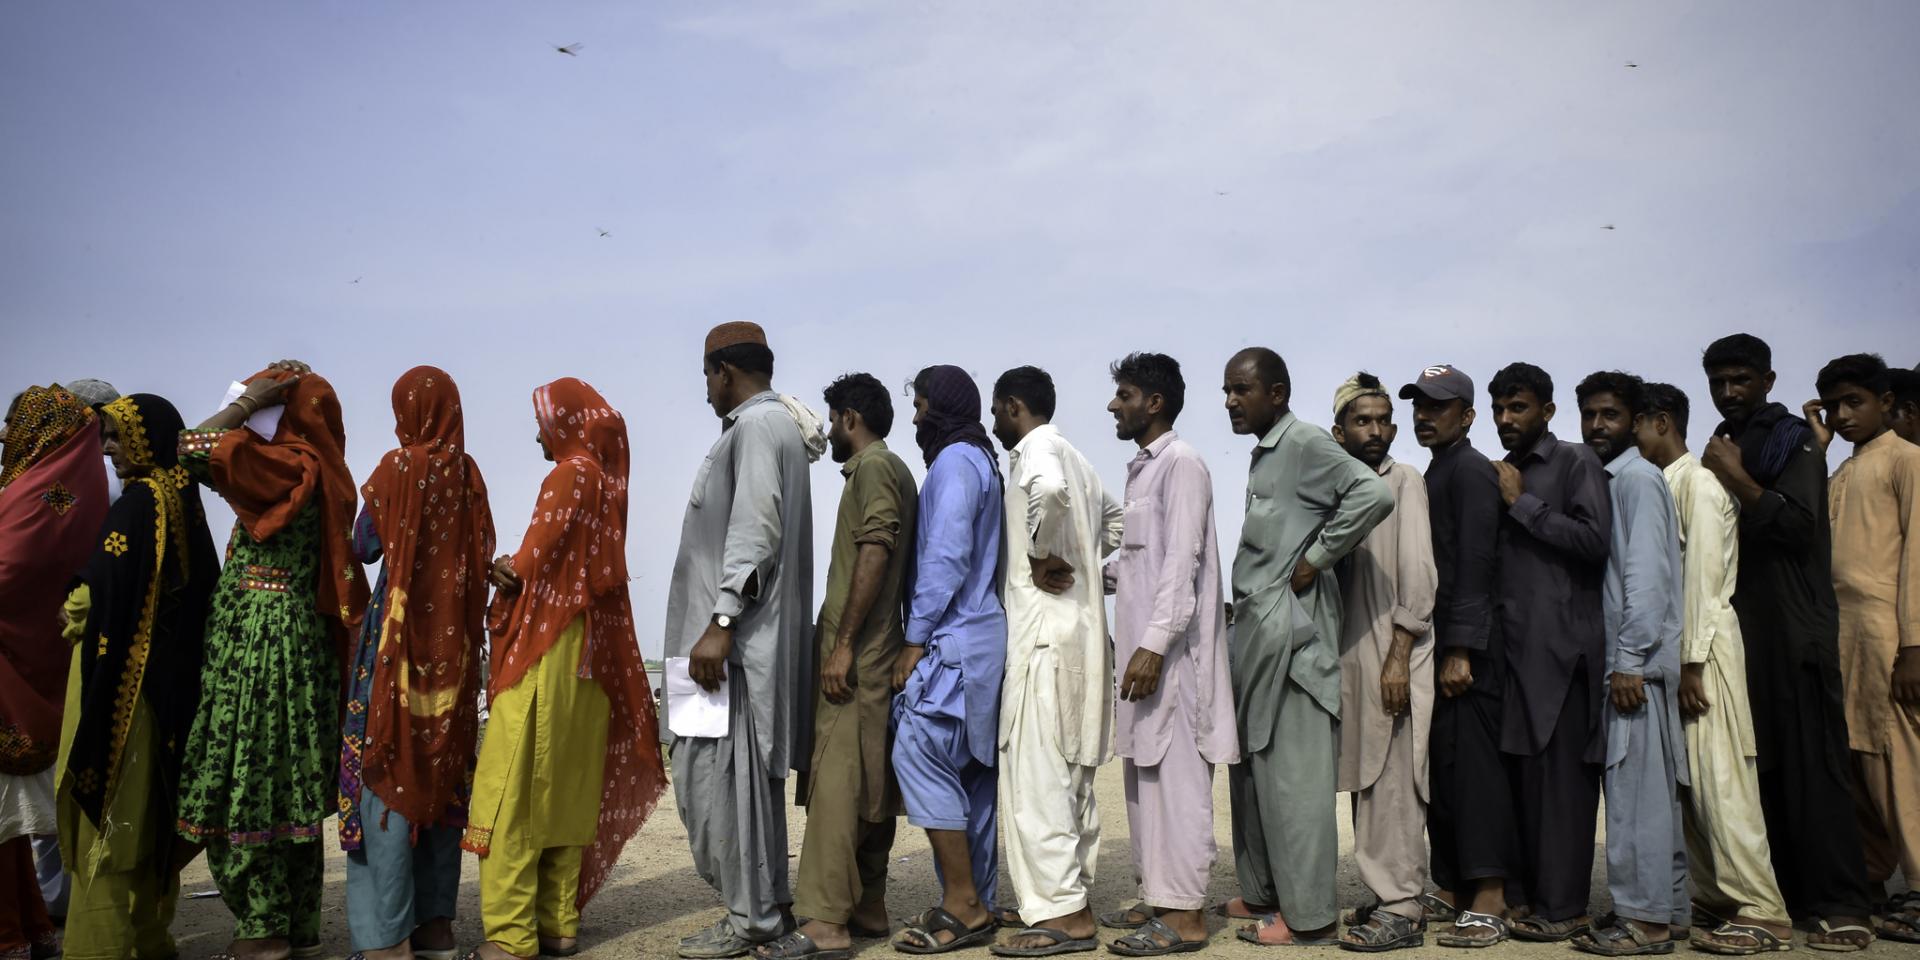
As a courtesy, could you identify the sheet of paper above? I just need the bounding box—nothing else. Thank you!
[220,381,285,440]
[664,656,730,738]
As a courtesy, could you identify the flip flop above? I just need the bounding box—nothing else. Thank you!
[1099,902,1155,930]
[1806,918,1873,952]
[1435,911,1509,949]
[988,927,1098,957]
[1692,922,1792,955]
[1571,923,1674,956]
[895,907,997,955]
[1108,918,1207,957]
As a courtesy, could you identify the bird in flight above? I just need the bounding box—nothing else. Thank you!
[555,43,584,56]
[1624,61,1638,68]
[1602,224,1616,230]
[597,228,611,238]
[349,276,362,284]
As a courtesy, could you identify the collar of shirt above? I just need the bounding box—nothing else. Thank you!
[1507,429,1558,466]
[1255,412,1298,451]
[1660,450,1698,483]
[1852,428,1903,460]
[1603,444,1646,477]
[722,390,780,427]
[1008,422,1062,464]
[1133,430,1178,463]
[1374,454,1397,477]
[840,438,889,477]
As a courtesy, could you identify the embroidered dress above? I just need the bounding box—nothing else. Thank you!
[173,426,343,941]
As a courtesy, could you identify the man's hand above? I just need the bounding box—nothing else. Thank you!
[1119,648,1165,702]
[1701,436,1749,486]
[489,555,522,595]
[1492,461,1525,506]
[1678,663,1711,718]
[1381,628,1414,716]
[1029,554,1076,595]
[1289,557,1319,595]
[1610,671,1647,713]
[821,638,856,705]
[1438,649,1473,699]
[1892,649,1920,707]
[689,621,733,692]
[892,644,928,693]
[1802,399,1833,451]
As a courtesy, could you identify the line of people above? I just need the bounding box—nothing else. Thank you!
[0,326,1913,960]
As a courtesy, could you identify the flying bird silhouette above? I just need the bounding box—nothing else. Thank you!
[597,228,611,238]
[555,43,583,56]
[349,276,362,284]
[1625,61,1639,68]
[1602,225,1616,230]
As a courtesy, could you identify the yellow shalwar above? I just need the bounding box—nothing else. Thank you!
[466,617,609,956]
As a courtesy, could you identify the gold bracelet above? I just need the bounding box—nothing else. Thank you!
[232,396,259,416]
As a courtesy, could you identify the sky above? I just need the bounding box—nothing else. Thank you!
[3,2,1916,658]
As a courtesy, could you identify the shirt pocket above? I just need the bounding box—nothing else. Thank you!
[688,454,716,509]
[1121,495,1159,551]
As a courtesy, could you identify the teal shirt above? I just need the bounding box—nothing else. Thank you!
[1229,412,1393,753]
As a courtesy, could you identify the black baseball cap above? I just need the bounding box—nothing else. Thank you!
[1399,364,1475,404]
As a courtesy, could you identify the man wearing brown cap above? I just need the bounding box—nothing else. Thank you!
[667,322,824,958]
[1399,364,1522,946]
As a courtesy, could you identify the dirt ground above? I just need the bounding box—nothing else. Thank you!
[173,763,1918,959]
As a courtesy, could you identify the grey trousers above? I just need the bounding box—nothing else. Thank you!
[1350,714,1427,921]
[672,686,791,942]
[1603,681,1689,928]
[1229,682,1338,931]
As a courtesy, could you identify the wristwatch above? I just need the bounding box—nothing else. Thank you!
[713,614,735,630]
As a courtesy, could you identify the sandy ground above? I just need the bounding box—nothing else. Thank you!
[172,763,1919,959]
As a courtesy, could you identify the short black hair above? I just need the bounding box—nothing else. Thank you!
[1575,370,1647,418]
[1232,347,1291,392]
[993,366,1056,420]
[706,342,775,377]
[1889,368,1920,410]
[1816,353,1890,397]
[1702,333,1772,374]
[1336,371,1388,425]
[823,372,894,438]
[1488,362,1554,406]
[1110,352,1186,423]
[1640,382,1691,438]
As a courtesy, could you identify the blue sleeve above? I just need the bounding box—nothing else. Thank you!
[1612,471,1677,675]
[907,451,980,647]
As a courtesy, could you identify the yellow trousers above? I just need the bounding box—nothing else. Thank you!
[468,617,608,956]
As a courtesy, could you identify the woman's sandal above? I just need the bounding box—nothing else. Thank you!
[895,907,998,955]
[1340,911,1424,952]
[1692,922,1792,956]
[1109,918,1207,957]
[1571,923,1674,957]
[1509,915,1590,943]
[1806,918,1873,952]
[1435,911,1509,949]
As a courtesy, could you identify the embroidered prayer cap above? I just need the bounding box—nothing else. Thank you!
[704,321,767,356]
[1333,373,1391,421]
[60,379,121,408]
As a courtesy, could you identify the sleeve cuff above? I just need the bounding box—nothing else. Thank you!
[1137,625,1175,656]
[1508,492,1546,526]
[1303,543,1335,574]
[713,590,747,619]
[1390,607,1432,638]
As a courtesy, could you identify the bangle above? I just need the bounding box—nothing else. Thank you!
[232,396,259,416]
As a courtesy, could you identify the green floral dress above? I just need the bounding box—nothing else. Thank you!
[173,429,339,939]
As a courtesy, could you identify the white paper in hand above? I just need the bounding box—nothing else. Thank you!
[220,381,285,440]
[664,657,730,738]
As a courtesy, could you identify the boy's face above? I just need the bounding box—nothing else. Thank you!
[1817,381,1891,444]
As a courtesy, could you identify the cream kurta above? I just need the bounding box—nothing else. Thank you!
[1664,452,1785,924]
[999,423,1123,919]
[1336,458,1436,794]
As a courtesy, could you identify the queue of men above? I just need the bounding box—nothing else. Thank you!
[662,323,1920,958]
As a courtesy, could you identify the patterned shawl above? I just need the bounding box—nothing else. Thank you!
[1716,401,1813,488]
[204,368,368,686]
[913,365,999,468]
[65,395,218,879]
[466,378,664,908]
[357,366,495,827]
[0,387,108,775]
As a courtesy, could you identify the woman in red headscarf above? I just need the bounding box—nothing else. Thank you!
[338,366,495,960]
[1,386,109,960]
[173,360,369,960]
[461,378,664,960]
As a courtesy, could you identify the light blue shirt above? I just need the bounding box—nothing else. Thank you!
[1601,446,1683,685]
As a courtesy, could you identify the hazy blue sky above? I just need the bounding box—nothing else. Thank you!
[5,2,1915,657]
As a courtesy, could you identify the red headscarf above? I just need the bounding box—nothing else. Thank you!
[359,366,496,826]
[0,387,108,775]
[205,369,368,683]
[476,378,663,908]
